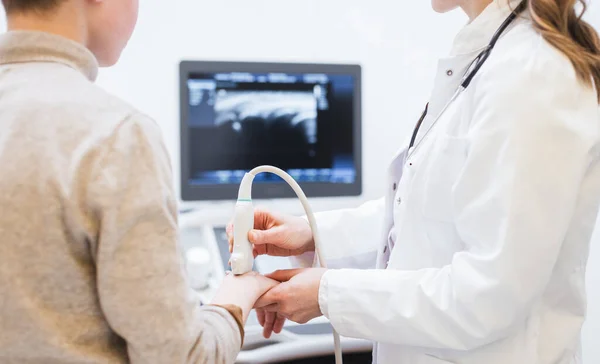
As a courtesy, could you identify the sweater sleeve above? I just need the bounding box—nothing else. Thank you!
[88,113,243,364]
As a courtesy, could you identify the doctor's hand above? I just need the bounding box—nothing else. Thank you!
[255,268,326,325]
[254,308,287,339]
[226,207,314,257]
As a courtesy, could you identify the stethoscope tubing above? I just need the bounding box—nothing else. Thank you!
[406,0,527,159]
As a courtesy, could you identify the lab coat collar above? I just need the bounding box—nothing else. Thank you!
[423,0,525,120]
[0,30,99,82]
[450,0,525,56]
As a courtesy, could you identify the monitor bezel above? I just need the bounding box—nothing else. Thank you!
[179,60,362,201]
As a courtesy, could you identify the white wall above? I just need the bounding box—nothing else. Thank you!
[1,0,600,362]
[570,5,600,363]
[583,0,600,353]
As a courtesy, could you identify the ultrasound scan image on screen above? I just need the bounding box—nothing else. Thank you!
[183,68,358,193]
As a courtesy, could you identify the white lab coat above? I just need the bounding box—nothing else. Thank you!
[297,2,600,363]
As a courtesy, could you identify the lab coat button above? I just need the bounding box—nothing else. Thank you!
[392,183,397,191]
[397,197,402,205]
[446,69,454,76]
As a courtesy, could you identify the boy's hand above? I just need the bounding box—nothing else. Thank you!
[211,271,279,323]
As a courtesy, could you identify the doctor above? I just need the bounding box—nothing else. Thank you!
[229,0,600,363]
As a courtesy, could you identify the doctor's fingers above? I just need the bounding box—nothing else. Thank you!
[252,243,297,257]
[254,291,280,309]
[226,206,281,247]
[266,268,306,282]
[259,303,280,313]
[226,222,234,252]
[227,230,288,256]
[255,304,285,338]
[256,307,266,326]
[248,226,289,247]
[273,315,286,334]
[254,283,288,308]
[253,283,304,320]
[262,312,287,338]
[262,311,277,338]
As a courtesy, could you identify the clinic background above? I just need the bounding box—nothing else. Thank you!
[1,0,599,361]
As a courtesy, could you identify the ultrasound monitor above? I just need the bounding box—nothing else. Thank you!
[179,61,362,201]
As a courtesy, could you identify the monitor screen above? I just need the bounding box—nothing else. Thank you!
[179,61,361,201]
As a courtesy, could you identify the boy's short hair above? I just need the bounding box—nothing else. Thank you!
[2,0,64,13]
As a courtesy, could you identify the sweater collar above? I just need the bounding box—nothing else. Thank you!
[0,30,99,81]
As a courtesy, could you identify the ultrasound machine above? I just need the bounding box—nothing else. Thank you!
[177,61,371,363]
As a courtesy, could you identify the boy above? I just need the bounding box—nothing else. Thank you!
[0,1,277,363]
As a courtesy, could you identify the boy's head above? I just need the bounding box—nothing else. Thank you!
[2,0,139,66]
[3,0,63,12]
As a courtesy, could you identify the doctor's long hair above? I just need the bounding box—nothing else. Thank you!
[524,0,600,102]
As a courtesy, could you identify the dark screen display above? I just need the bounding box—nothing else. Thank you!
[185,71,356,185]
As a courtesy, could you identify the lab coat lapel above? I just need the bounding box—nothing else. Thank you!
[409,0,523,149]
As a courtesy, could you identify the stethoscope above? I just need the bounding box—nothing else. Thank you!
[407,1,526,158]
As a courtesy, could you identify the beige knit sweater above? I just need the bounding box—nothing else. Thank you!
[0,30,242,364]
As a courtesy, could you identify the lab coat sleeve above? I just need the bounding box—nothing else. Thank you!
[320,54,600,350]
[290,197,385,269]
[89,114,242,364]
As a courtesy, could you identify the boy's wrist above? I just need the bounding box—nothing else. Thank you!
[212,272,272,322]
[210,303,246,348]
